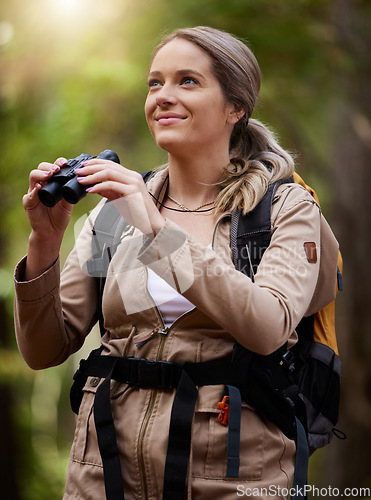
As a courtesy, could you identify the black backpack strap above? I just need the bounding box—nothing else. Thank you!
[86,202,123,278]
[87,171,153,336]
[224,385,242,478]
[291,417,309,500]
[230,177,292,281]
[230,176,309,497]
[87,170,153,278]
[87,201,124,337]
[93,359,126,500]
[162,367,199,500]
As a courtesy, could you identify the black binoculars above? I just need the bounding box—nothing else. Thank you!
[38,149,120,207]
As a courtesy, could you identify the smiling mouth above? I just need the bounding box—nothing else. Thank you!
[156,114,186,125]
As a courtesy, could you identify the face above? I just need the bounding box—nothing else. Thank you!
[145,38,241,158]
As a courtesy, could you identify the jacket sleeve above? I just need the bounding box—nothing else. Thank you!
[138,185,336,355]
[13,202,105,370]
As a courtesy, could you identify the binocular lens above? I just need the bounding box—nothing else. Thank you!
[62,178,88,205]
[38,182,63,207]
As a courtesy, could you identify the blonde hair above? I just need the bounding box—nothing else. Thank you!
[152,27,295,214]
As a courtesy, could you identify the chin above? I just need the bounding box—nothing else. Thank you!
[155,135,189,155]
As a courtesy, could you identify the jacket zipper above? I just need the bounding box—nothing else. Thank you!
[137,218,228,498]
[137,269,195,500]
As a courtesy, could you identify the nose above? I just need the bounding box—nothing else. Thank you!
[155,95,177,107]
[155,85,177,107]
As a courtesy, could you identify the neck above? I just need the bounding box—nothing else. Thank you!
[167,152,229,205]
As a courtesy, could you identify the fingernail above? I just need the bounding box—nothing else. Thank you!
[86,187,93,192]
[52,166,59,171]
[76,177,85,181]
[74,168,82,173]
[44,171,52,176]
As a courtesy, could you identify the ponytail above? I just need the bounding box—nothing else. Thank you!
[214,119,295,215]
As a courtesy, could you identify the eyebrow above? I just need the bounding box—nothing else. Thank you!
[147,69,206,81]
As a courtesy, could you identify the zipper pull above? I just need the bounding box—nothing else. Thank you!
[134,327,169,348]
[217,395,230,425]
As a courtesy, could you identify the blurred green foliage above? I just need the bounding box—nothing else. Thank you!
[1,0,369,498]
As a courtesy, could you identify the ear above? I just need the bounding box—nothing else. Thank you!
[227,105,245,125]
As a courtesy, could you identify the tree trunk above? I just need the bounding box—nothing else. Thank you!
[321,0,371,488]
[0,300,21,499]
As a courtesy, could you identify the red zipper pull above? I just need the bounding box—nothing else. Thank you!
[217,395,230,425]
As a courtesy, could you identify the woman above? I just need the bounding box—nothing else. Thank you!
[14,27,337,499]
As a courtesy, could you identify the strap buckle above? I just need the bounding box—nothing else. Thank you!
[124,358,180,389]
[281,350,295,373]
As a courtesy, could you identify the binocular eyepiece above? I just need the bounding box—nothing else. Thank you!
[38,149,120,207]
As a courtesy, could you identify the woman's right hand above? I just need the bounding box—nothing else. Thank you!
[23,157,74,240]
[22,157,74,280]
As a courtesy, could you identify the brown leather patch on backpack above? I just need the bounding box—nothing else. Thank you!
[304,242,317,264]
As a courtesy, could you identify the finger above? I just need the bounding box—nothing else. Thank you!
[37,161,58,172]
[78,159,133,178]
[55,157,68,167]
[81,158,121,167]
[36,157,67,173]
[24,183,42,209]
[76,165,141,188]
[76,168,124,185]
[29,168,57,191]
[85,180,133,199]
[75,169,122,188]
[29,157,68,192]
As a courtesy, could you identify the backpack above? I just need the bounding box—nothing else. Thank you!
[71,170,343,500]
[230,171,343,454]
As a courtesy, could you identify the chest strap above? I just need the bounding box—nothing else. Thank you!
[71,350,247,413]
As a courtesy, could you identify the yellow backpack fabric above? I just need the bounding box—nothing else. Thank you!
[293,171,343,355]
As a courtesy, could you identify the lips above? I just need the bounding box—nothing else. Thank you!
[155,113,186,125]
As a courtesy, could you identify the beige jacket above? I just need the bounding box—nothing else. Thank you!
[14,168,339,500]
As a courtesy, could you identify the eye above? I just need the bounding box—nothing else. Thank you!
[181,76,198,86]
[148,79,162,89]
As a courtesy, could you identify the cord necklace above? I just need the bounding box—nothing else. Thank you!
[149,192,215,213]
[167,194,215,212]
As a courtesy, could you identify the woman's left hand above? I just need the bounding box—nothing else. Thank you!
[75,159,165,235]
